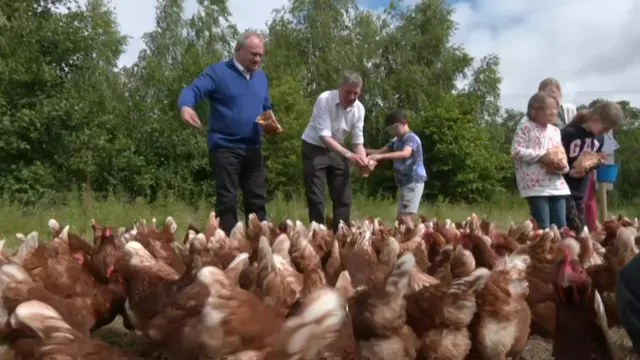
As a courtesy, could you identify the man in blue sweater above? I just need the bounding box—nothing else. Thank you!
[177,31,274,235]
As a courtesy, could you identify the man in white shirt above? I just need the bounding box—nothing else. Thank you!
[301,71,368,232]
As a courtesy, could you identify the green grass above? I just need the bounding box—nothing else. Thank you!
[0,192,634,249]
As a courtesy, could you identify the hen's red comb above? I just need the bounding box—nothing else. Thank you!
[560,226,575,237]
[104,226,112,237]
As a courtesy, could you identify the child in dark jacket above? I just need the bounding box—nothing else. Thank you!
[561,100,624,232]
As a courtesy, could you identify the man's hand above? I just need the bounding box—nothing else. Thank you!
[347,153,368,167]
[180,107,202,129]
[256,110,283,135]
[359,159,377,177]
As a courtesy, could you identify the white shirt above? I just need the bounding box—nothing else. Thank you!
[233,57,250,79]
[553,103,577,128]
[301,90,365,146]
[511,118,571,198]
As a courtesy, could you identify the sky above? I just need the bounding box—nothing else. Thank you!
[111,0,640,110]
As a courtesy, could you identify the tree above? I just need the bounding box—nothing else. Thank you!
[110,0,238,201]
[0,0,565,206]
[0,0,127,203]
[262,0,511,202]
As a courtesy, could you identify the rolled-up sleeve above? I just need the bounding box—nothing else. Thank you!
[311,95,332,137]
[351,106,365,144]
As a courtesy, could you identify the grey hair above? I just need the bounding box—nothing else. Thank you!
[341,70,363,86]
[236,30,264,49]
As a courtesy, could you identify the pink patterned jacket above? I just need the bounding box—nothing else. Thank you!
[511,118,571,198]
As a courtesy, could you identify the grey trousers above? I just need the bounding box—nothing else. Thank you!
[301,140,351,233]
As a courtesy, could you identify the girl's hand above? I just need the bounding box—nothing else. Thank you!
[544,160,567,174]
[368,154,381,162]
[552,160,567,171]
[539,152,553,166]
[569,168,586,178]
[539,148,561,166]
[597,152,608,163]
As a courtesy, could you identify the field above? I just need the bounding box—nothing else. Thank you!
[3,191,635,246]
[0,192,636,358]
[0,192,539,247]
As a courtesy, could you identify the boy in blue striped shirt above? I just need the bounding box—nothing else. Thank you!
[367,110,427,227]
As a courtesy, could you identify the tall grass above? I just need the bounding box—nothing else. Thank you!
[0,191,633,249]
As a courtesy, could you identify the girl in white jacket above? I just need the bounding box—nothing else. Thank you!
[511,92,571,229]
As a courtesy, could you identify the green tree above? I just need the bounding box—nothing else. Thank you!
[355,0,510,201]
[115,0,236,201]
[0,0,570,206]
[0,0,127,203]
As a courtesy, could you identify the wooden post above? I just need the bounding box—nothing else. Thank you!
[596,130,618,223]
[597,181,608,223]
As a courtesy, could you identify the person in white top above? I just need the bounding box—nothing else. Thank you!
[511,91,571,229]
[538,77,602,230]
[301,71,369,232]
[537,78,577,129]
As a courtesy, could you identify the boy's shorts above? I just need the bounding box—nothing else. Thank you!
[397,182,424,215]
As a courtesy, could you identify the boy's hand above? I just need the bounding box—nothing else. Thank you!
[359,159,377,177]
[368,154,382,162]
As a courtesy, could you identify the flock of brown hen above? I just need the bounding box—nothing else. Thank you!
[0,212,638,359]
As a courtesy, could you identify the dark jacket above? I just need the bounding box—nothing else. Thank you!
[561,123,605,198]
[618,253,640,354]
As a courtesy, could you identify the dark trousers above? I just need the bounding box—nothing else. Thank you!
[566,195,586,232]
[618,253,640,354]
[209,147,266,235]
[526,195,567,229]
[302,140,351,233]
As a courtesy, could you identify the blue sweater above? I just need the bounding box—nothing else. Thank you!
[177,59,272,150]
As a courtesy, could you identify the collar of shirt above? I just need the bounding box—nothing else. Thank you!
[329,90,354,141]
[232,57,251,79]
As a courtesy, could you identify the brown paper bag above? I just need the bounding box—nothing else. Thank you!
[256,110,283,135]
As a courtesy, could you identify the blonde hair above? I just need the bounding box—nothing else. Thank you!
[538,78,561,93]
[527,92,554,121]
[569,100,624,128]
